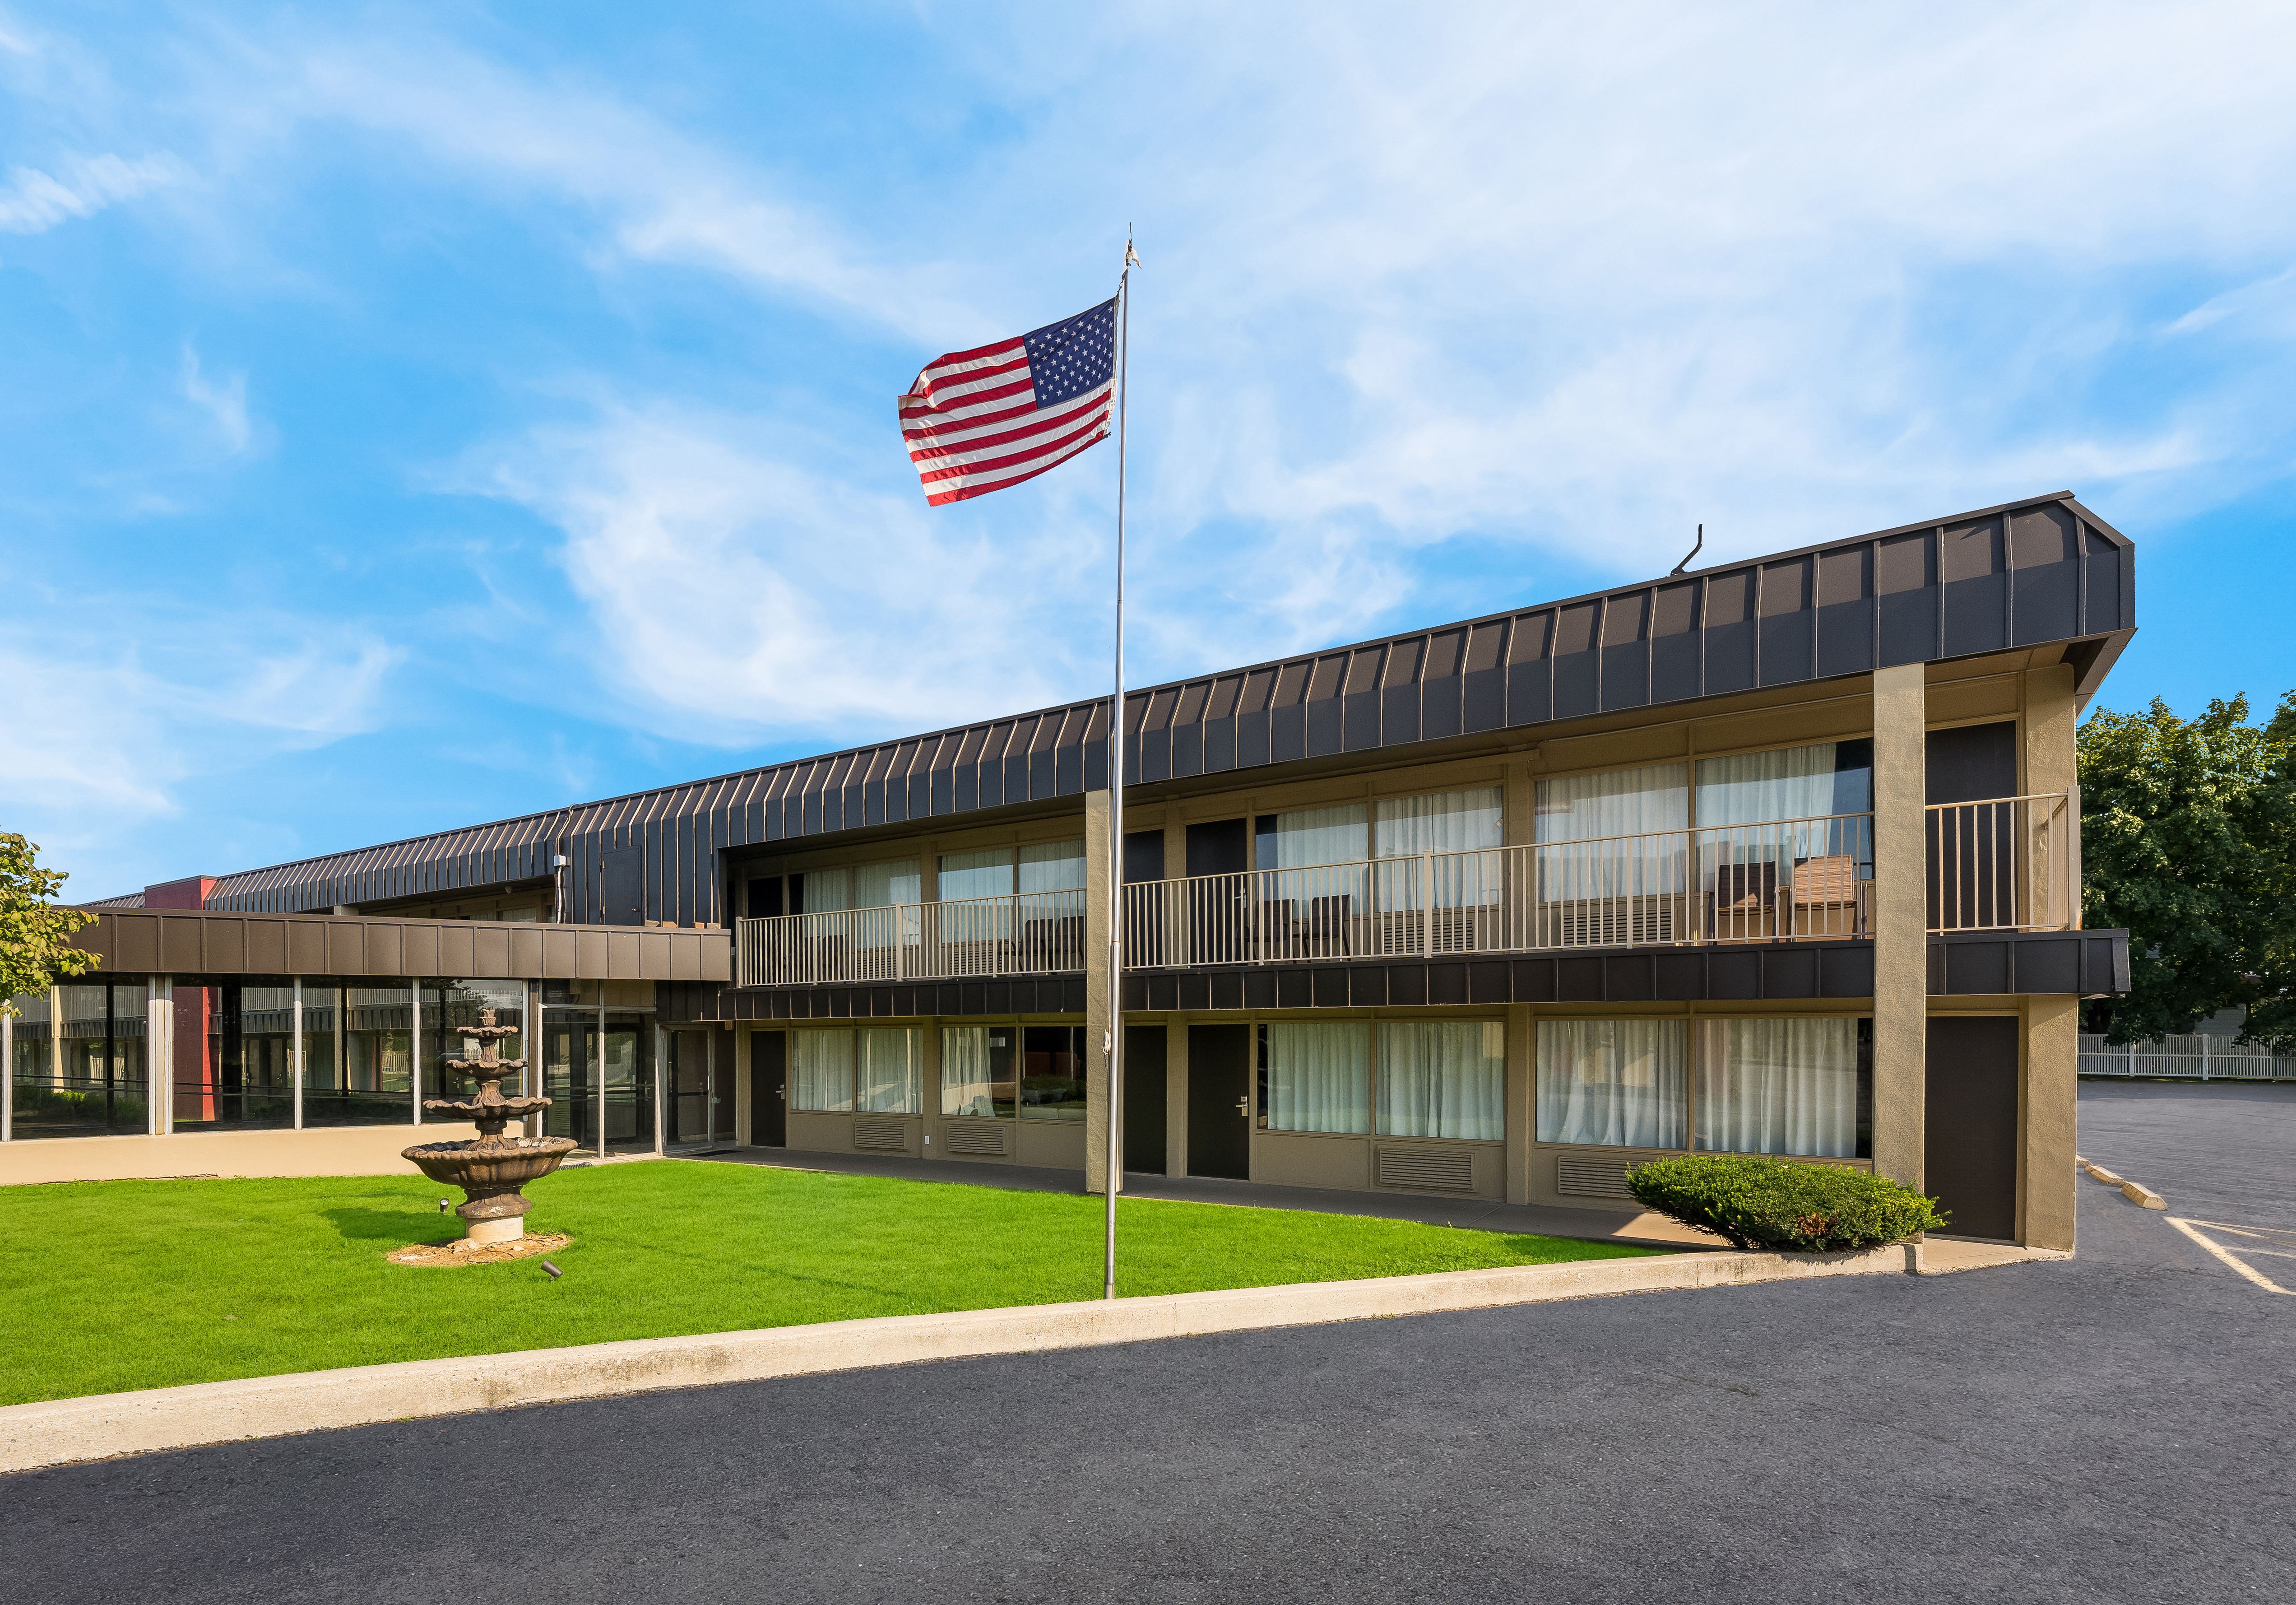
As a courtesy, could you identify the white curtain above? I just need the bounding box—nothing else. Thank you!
[857,1027,921,1114]
[1374,787,1503,857]
[1534,764,1688,902]
[938,848,1013,901]
[1378,1021,1505,1141]
[1534,764,1688,842]
[1695,1017,1859,1157]
[1695,744,1867,828]
[1265,804,1368,868]
[1536,1019,1688,1148]
[798,868,851,913]
[1265,1022,1369,1134]
[792,1029,853,1112]
[853,859,921,908]
[1019,839,1087,893]
[940,1026,998,1117]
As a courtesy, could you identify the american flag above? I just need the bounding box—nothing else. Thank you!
[899,297,1117,506]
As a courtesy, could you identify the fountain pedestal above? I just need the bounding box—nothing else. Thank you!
[402,1010,577,1247]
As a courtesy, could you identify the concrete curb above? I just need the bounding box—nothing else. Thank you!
[2078,1156,2165,1210]
[3,1242,1958,1474]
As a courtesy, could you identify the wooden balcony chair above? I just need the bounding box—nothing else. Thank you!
[1706,861,1778,942]
[1789,854,1865,937]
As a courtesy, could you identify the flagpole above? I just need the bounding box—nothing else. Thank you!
[1104,236,1135,1303]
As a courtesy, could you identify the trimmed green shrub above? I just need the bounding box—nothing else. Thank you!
[1627,1155,1947,1252]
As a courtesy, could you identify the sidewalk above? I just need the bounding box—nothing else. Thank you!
[687,1146,1722,1249]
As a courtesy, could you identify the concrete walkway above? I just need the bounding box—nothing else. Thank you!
[688,1145,1724,1248]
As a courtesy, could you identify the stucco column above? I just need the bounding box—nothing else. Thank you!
[2021,994,2078,1251]
[1085,788,1119,1194]
[1164,1014,1189,1177]
[732,1023,752,1146]
[2023,663,2080,928]
[1870,664,1927,1192]
[1505,1003,1534,1205]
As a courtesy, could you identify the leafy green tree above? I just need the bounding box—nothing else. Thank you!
[2078,695,2294,1046]
[0,833,98,1012]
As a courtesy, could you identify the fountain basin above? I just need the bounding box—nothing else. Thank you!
[403,1135,580,1244]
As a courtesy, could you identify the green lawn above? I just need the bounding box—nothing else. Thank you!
[0,1161,1664,1405]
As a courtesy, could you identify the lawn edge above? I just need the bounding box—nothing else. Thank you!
[0,1241,2040,1472]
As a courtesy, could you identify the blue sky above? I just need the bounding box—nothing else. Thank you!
[6,2,2295,901]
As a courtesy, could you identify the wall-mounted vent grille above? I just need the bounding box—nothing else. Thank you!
[1555,1155,1638,1199]
[1376,1147,1475,1192]
[853,1118,910,1152]
[942,1121,1010,1156]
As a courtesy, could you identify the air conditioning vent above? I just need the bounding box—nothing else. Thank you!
[1376,1147,1475,1192]
[853,1118,910,1152]
[1555,1154,1638,1198]
[942,1121,1010,1156]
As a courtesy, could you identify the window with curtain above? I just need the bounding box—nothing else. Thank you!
[1019,839,1087,893]
[853,859,921,908]
[1695,1017,1866,1158]
[1378,1021,1506,1141]
[940,1025,1016,1117]
[796,868,851,914]
[1259,1022,1370,1134]
[1258,804,1368,869]
[1534,764,1689,842]
[1694,741,1873,828]
[857,1027,923,1114]
[1373,787,1503,857]
[937,848,1012,902]
[1533,764,1688,903]
[1536,1019,1688,1148]
[792,1029,853,1112]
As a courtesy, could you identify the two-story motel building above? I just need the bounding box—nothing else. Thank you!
[5,493,2134,1251]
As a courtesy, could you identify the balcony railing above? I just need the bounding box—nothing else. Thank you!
[731,792,2077,986]
[1925,790,2078,934]
[735,888,1086,987]
[1124,812,1876,969]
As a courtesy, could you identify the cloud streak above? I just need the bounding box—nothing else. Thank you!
[0,150,184,234]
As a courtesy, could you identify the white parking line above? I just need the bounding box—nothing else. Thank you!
[2165,1217,2296,1295]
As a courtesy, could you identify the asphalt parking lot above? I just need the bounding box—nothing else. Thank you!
[12,1081,2292,1605]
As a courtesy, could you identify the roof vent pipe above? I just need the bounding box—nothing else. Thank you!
[1670,524,1703,577]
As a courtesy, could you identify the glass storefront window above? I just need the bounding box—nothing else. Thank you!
[172,978,295,1131]
[424,979,528,1120]
[12,983,146,1138]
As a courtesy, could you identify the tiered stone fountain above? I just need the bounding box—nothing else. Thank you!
[403,1008,578,1246]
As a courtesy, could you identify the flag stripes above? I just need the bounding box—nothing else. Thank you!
[899,298,1118,506]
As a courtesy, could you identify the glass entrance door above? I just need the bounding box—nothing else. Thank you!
[542,1012,655,1155]
[668,1028,710,1148]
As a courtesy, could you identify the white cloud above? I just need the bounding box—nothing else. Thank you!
[0,150,184,234]
[0,616,401,835]
[179,344,250,454]
[469,405,1096,740]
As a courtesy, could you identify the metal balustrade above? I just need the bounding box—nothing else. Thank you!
[736,889,1086,987]
[733,792,2078,986]
[1925,789,2078,934]
[1123,812,1876,969]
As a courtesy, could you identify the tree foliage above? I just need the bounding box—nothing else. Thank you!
[0,833,99,1014]
[2078,694,2296,1049]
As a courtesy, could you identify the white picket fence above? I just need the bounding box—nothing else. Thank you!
[2078,1033,2296,1082]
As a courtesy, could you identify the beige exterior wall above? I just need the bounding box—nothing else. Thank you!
[2020,993,2080,1252]
[0,1120,481,1185]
